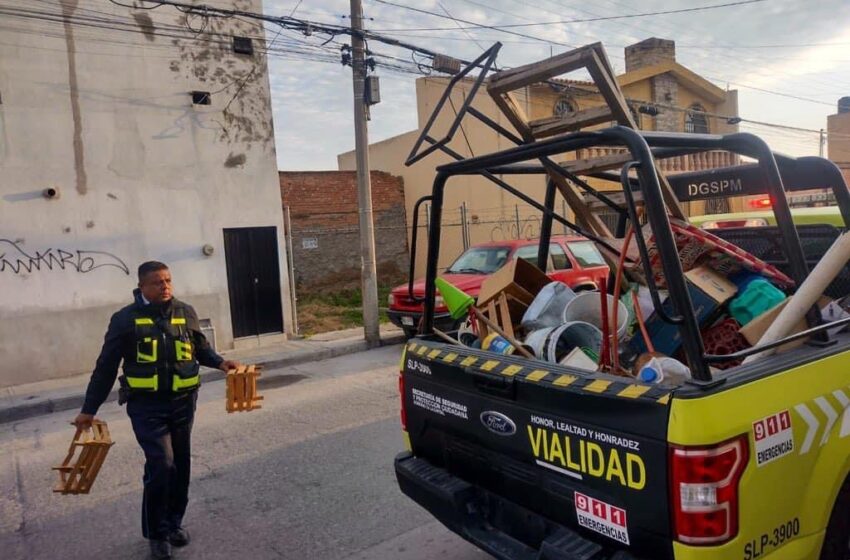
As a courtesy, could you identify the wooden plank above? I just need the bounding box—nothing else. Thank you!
[585,49,636,128]
[225,371,235,413]
[584,48,686,220]
[496,293,512,339]
[562,152,633,175]
[488,46,593,94]
[544,168,612,238]
[489,91,534,142]
[531,105,613,138]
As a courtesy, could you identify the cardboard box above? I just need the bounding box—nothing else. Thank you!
[630,265,738,356]
[740,297,847,353]
[477,258,551,307]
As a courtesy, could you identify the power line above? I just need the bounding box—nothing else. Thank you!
[368,0,844,107]
[372,0,768,31]
[6,0,842,143]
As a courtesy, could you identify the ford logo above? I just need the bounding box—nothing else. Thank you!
[480,411,516,436]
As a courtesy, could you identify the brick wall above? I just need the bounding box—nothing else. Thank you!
[624,38,676,72]
[280,171,409,291]
[651,73,680,132]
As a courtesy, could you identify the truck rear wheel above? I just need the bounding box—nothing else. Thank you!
[820,476,850,560]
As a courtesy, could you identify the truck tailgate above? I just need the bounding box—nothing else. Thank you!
[400,339,674,559]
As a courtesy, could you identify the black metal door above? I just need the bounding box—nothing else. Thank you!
[223,227,284,338]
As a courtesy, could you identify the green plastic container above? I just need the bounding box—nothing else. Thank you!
[729,279,785,326]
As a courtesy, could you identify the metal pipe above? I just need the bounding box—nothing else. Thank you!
[537,178,556,271]
[407,196,432,303]
[606,128,709,380]
[423,174,447,334]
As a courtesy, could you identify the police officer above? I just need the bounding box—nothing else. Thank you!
[74,261,239,560]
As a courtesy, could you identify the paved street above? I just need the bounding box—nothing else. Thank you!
[0,346,491,560]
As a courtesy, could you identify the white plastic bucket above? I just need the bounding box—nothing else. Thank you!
[525,321,602,363]
[562,291,630,340]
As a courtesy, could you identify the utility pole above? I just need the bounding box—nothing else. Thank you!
[819,128,826,158]
[350,0,380,347]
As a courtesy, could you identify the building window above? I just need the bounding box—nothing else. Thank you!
[685,103,709,133]
[553,97,576,117]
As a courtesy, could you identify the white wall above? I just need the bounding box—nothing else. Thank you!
[0,0,293,386]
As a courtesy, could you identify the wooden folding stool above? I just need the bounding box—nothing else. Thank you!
[53,420,114,495]
[226,364,264,413]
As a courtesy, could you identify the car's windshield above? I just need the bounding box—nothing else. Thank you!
[446,246,511,274]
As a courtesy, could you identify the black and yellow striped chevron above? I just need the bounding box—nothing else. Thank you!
[405,340,671,405]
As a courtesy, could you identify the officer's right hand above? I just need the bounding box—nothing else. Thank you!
[73,413,95,431]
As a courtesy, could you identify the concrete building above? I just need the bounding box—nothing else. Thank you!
[0,1,293,387]
[338,38,742,276]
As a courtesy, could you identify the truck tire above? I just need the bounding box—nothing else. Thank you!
[820,476,850,560]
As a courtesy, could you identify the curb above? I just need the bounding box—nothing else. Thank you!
[0,334,405,425]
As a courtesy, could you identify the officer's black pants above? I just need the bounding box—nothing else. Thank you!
[127,391,198,541]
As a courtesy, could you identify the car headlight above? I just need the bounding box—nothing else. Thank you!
[388,293,395,306]
[435,295,444,308]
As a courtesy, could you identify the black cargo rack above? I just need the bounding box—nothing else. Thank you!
[413,126,850,383]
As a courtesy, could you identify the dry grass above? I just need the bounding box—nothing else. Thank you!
[296,285,392,336]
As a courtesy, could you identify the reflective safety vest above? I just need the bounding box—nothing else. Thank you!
[123,306,201,393]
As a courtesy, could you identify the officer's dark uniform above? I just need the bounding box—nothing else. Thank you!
[81,288,224,541]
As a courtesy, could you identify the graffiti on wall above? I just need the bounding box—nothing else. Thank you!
[488,215,541,241]
[0,239,129,275]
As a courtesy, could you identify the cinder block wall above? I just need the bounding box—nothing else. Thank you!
[280,171,409,291]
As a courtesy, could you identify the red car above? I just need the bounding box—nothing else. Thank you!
[388,235,610,338]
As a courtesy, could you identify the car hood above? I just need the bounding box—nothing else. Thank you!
[391,273,485,298]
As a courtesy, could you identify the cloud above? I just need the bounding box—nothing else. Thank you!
[264,0,850,169]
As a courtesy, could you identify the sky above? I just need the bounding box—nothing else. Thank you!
[262,0,850,170]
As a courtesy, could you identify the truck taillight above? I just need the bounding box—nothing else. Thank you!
[398,374,407,430]
[670,435,748,545]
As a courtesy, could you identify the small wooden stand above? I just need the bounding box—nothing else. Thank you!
[53,421,114,495]
[477,291,527,340]
[226,365,263,413]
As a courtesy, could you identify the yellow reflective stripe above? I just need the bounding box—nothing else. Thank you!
[526,370,549,382]
[442,352,458,363]
[427,349,441,359]
[175,341,193,361]
[618,384,652,399]
[584,380,612,393]
[172,374,199,391]
[135,318,154,325]
[501,365,523,377]
[171,317,186,325]
[137,338,158,363]
[399,346,408,371]
[126,376,158,390]
[460,356,478,367]
[481,360,500,372]
[553,374,578,387]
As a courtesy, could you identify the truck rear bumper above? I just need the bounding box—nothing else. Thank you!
[395,452,642,560]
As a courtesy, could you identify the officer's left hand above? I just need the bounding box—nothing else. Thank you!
[219,360,241,372]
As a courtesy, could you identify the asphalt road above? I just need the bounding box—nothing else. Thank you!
[0,346,491,560]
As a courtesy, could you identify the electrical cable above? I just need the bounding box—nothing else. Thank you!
[371,0,768,31]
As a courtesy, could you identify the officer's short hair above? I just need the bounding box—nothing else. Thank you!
[138,261,169,282]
